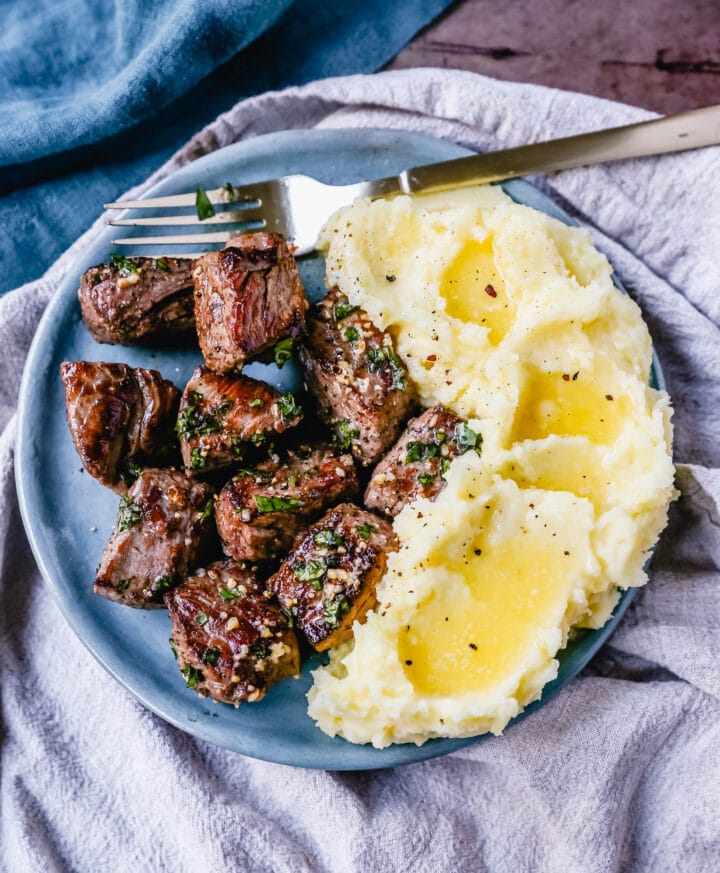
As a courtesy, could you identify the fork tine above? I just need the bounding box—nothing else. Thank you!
[112,231,242,246]
[109,207,266,227]
[104,183,264,210]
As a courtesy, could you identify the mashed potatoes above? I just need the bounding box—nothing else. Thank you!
[307,186,675,748]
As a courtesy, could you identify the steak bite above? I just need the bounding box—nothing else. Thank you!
[215,444,359,561]
[192,232,307,373]
[176,366,303,475]
[93,469,214,608]
[79,255,194,345]
[297,286,416,466]
[166,559,300,705]
[364,406,483,517]
[60,361,180,492]
[267,502,398,651]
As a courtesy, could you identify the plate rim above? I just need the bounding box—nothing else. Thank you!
[15,127,662,769]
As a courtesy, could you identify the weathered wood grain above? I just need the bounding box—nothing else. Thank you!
[392,0,720,113]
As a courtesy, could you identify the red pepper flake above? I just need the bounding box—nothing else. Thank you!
[562,373,570,382]
[426,354,437,362]
[529,503,535,509]
[417,512,423,519]
[605,394,614,401]
[484,284,497,298]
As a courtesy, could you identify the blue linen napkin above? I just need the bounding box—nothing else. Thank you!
[0,0,451,294]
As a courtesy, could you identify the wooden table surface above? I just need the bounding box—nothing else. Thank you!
[391,0,720,114]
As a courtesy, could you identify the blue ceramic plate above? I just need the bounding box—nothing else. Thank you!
[15,129,664,770]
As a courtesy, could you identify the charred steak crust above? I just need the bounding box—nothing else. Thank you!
[177,366,303,475]
[215,444,359,562]
[93,468,214,608]
[297,286,416,466]
[60,361,181,492]
[165,559,300,704]
[192,233,308,373]
[79,256,195,345]
[364,406,482,517]
[267,502,398,651]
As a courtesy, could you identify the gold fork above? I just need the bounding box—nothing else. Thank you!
[106,105,720,257]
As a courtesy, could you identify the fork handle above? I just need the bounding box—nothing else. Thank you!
[369,104,720,196]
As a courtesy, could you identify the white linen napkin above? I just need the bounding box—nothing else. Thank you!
[1,69,718,873]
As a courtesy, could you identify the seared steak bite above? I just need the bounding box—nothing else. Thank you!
[215,444,359,561]
[192,232,307,373]
[79,255,194,345]
[364,406,482,517]
[93,469,214,608]
[267,502,398,651]
[60,361,180,492]
[177,366,303,474]
[297,286,416,466]
[166,560,300,705]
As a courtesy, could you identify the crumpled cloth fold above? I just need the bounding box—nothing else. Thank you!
[1,69,718,873]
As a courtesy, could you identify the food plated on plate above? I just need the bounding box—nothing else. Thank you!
[60,187,675,745]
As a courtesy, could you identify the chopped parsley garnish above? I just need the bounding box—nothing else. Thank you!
[176,390,227,441]
[220,588,241,600]
[199,495,215,523]
[334,419,359,450]
[249,432,266,447]
[277,392,301,422]
[151,575,174,594]
[229,437,245,458]
[366,347,407,390]
[195,612,208,626]
[280,606,295,628]
[313,529,343,548]
[233,467,257,479]
[216,399,233,418]
[181,665,203,688]
[195,186,216,220]
[154,257,171,272]
[418,473,436,488]
[454,422,482,454]
[117,496,142,532]
[222,182,236,202]
[405,441,442,464]
[119,460,143,486]
[440,457,451,477]
[169,637,177,658]
[250,642,270,659]
[355,524,376,540]
[189,447,206,471]
[248,397,263,409]
[292,558,327,587]
[274,337,294,368]
[334,303,358,321]
[324,595,351,629]
[110,253,140,274]
[254,495,305,513]
[202,647,220,666]
[115,578,131,592]
[343,326,359,343]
